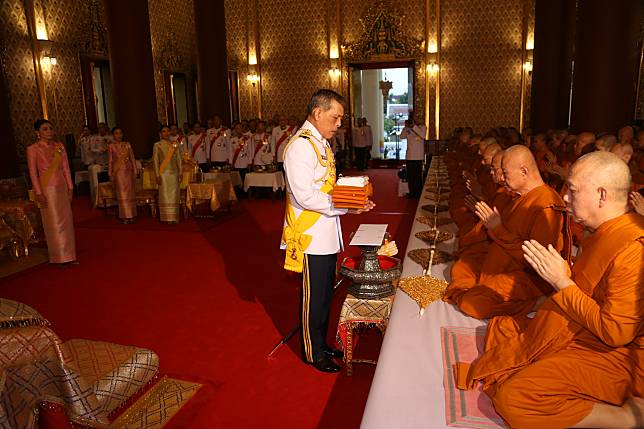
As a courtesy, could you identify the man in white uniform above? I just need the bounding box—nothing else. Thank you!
[272,115,297,171]
[251,120,275,166]
[281,89,374,373]
[88,122,113,202]
[229,122,252,182]
[207,115,230,167]
[400,117,427,198]
[352,117,373,171]
[186,121,209,171]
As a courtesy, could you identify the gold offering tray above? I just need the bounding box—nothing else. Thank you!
[421,204,448,213]
[424,192,450,201]
[399,275,448,309]
[416,215,452,227]
[426,186,449,194]
[407,248,454,268]
[415,230,454,244]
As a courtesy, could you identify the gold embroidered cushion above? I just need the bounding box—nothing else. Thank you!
[0,299,50,329]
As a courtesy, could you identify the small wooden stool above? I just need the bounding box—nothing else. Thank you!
[336,292,395,376]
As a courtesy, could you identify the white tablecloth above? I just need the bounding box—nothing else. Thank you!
[203,171,243,188]
[360,157,486,429]
[243,172,285,192]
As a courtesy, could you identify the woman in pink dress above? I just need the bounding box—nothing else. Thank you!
[108,127,137,223]
[27,119,77,265]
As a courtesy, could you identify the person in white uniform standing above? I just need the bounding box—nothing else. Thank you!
[281,89,374,373]
[400,117,427,198]
[186,121,209,171]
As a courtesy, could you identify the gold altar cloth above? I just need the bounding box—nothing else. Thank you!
[186,178,237,213]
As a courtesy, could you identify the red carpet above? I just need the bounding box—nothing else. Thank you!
[0,169,415,428]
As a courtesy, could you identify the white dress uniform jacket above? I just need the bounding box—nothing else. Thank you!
[401,124,427,160]
[187,133,208,164]
[207,126,229,162]
[272,125,297,163]
[229,132,252,169]
[90,134,113,165]
[252,132,275,165]
[281,121,347,255]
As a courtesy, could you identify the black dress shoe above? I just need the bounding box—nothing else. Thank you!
[311,356,341,373]
[324,348,344,360]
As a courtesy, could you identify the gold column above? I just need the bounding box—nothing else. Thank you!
[424,0,431,139]
[434,0,441,140]
[519,0,531,132]
[23,0,48,119]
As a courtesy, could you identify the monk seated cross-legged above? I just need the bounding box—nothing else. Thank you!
[455,151,644,429]
[444,145,567,320]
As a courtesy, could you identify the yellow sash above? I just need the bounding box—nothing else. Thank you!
[111,144,130,176]
[281,131,336,273]
[39,144,63,189]
[159,142,178,175]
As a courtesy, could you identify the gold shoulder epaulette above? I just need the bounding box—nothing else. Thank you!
[299,129,313,140]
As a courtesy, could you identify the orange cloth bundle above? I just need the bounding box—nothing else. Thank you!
[332,176,373,209]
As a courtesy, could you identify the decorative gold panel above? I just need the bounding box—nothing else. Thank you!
[258,0,329,119]
[1,0,45,160]
[148,0,197,124]
[439,0,524,136]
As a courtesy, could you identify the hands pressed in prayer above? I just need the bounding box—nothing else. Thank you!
[474,201,501,229]
[464,194,478,213]
[630,192,644,216]
[349,199,375,214]
[522,239,572,291]
[466,179,484,200]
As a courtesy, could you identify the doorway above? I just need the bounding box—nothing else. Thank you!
[92,61,115,127]
[350,61,414,161]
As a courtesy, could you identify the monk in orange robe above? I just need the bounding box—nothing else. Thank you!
[444,145,566,319]
[457,151,515,252]
[449,140,501,234]
[456,151,644,429]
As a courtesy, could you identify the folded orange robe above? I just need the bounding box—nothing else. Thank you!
[456,213,644,429]
[445,184,566,319]
[332,183,373,209]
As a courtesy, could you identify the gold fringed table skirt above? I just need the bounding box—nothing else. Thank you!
[336,292,395,375]
[186,178,237,213]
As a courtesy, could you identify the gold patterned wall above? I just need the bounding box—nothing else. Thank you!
[440,0,525,136]
[148,0,197,125]
[0,0,41,159]
[0,0,88,159]
[223,0,532,136]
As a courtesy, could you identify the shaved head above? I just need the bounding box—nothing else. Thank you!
[610,142,634,164]
[595,134,617,152]
[482,143,502,166]
[491,151,505,184]
[566,151,632,229]
[478,137,496,155]
[501,145,544,194]
[571,151,631,203]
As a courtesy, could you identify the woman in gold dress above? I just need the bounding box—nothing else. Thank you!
[108,127,137,223]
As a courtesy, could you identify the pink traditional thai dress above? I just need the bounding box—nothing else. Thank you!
[108,142,137,219]
[27,140,76,263]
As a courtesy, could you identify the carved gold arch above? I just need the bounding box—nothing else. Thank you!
[341,0,426,122]
[342,0,423,63]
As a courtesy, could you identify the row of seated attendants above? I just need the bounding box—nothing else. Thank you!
[435,125,643,428]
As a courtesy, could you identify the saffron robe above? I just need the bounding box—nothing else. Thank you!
[445,184,565,319]
[456,213,644,429]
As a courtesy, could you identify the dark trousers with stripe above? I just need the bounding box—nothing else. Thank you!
[407,160,423,198]
[301,253,337,363]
